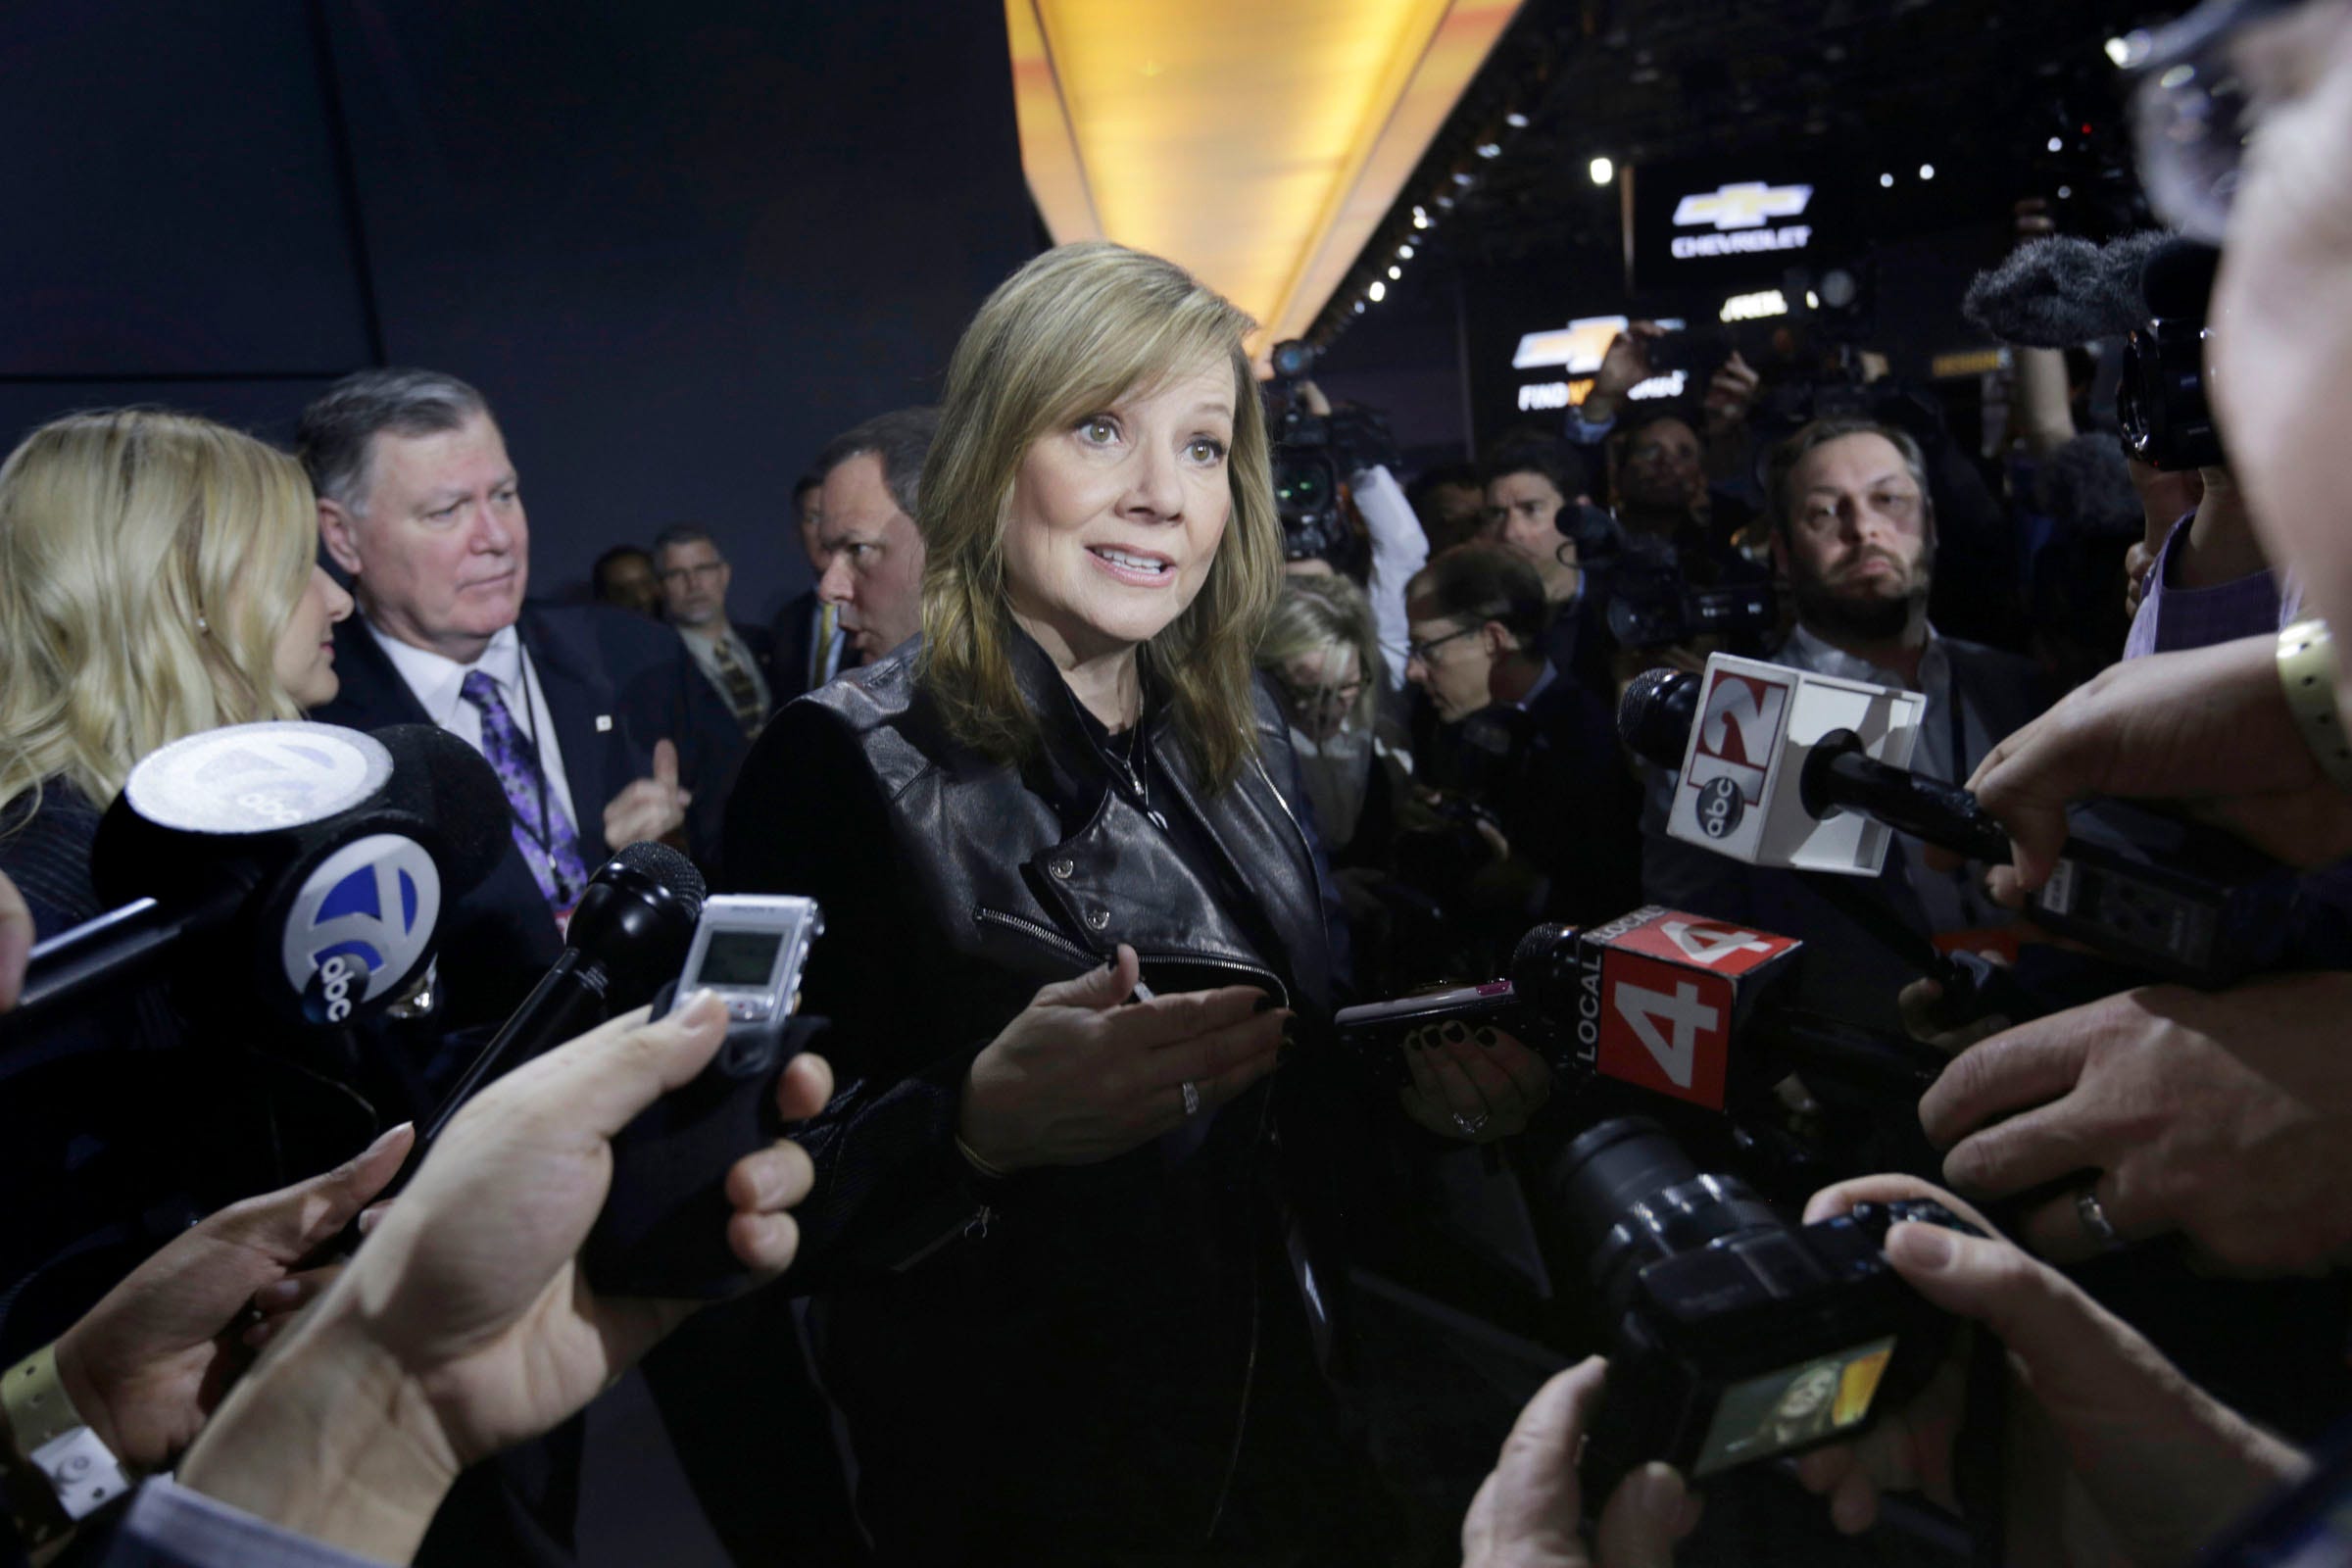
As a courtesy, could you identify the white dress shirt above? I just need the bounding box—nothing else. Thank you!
[367,619,587,834]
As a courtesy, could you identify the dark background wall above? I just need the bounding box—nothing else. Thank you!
[0,0,1036,617]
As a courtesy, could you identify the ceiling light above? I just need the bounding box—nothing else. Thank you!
[2058,184,2074,199]
[1879,172,1893,187]
[1388,265,1401,279]
[1452,170,1476,185]
[2047,136,2064,152]
[1919,164,1936,180]
[1368,280,1387,303]
[1397,243,1414,259]
[1504,112,1529,128]
[1806,290,1821,309]
[1589,156,1615,185]
[2104,35,2132,67]
[1354,301,1366,314]
[1476,141,1501,159]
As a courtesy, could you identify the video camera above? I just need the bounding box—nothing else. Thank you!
[1263,338,1396,570]
[1562,506,1778,649]
[2117,239,2224,470]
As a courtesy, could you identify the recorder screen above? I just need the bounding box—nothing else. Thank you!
[695,929,784,989]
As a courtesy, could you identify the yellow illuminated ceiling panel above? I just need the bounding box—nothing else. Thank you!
[1007,0,1521,360]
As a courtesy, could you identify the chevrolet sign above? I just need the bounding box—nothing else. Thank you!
[1669,181,1814,260]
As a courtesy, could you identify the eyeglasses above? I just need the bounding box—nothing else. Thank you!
[658,561,726,586]
[2126,0,2304,244]
[1278,674,1366,710]
[1404,626,1479,664]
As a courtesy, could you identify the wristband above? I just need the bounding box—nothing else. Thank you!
[2277,620,2352,791]
[953,1132,1011,1183]
[2,1343,131,1559]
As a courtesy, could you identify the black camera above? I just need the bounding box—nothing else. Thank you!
[2118,240,2224,470]
[1263,338,1396,571]
[1567,510,1777,649]
[1548,1117,1978,1486]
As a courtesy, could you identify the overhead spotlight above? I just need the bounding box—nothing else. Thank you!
[1806,290,1821,309]
[1879,172,1894,188]
[1436,193,1455,210]
[1368,280,1387,303]
[1452,170,1476,185]
[1504,111,1530,128]
[1388,265,1401,280]
[1477,141,1501,159]
[1354,301,1366,315]
[2058,184,2074,199]
[1397,243,1415,259]
[1589,156,1615,185]
[2047,135,2064,152]
[1413,208,1432,229]
[1919,163,1936,180]
[2103,35,2132,67]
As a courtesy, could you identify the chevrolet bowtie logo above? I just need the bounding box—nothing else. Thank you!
[1672,182,1814,231]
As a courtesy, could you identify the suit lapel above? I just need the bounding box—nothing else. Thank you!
[520,609,618,862]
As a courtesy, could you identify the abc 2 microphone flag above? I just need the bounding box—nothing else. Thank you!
[1666,654,1926,876]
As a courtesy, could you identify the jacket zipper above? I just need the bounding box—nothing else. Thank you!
[973,906,1289,1008]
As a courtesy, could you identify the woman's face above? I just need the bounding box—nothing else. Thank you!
[1003,361,1236,667]
[1276,644,1363,743]
[272,563,356,709]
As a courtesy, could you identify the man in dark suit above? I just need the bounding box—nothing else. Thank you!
[767,472,849,701]
[652,522,779,732]
[1642,419,2053,1034]
[299,368,722,1033]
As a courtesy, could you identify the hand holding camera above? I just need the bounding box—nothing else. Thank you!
[1793,1175,2306,1564]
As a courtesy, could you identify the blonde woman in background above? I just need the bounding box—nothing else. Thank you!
[0,408,352,1357]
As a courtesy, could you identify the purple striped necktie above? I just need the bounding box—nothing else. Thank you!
[460,669,591,909]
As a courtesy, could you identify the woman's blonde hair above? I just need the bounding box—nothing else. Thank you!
[1257,573,1382,737]
[917,241,1284,791]
[0,409,318,818]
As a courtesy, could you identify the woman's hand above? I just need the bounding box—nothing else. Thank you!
[1400,1022,1551,1143]
[957,946,1289,1172]
[1792,1175,2306,1566]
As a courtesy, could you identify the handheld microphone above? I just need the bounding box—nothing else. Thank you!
[8,722,506,1042]
[1337,907,1942,1115]
[422,841,706,1142]
[1622,662,2302,988]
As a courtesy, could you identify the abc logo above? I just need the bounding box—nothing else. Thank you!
[1696,776,1745,840]
[283,835,442,1023]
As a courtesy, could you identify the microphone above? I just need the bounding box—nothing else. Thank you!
[1622,662,2302,988]
[422,841,706,1142]
[8,722,506,1041]
[1337,907,1942,1116]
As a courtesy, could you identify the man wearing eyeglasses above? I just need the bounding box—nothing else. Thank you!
[1642,418,2050,1033]
[654,523,779,737]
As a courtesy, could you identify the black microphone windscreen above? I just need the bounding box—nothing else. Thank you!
[612,839,707,908]
[1617,668,1697,770]
[372,725,514,896]
[1961,233,2166,347]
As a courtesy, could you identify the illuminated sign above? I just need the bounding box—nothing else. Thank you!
[1719,289,1788,323]
[1512,316,1630,373]
[1673,181,1814,230]
[1516,371,1686,413]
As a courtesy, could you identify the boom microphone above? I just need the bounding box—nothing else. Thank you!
[422,841,706,1141]
[9,722,506,1041]
[1960,231,2171,348]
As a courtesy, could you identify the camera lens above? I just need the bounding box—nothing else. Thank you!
[1547,1116,1783,1328]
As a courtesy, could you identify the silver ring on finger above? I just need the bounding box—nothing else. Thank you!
[2075,1186,2123,1251]
[1451,1108,1491,1137]
[1181,1079,1202,1118]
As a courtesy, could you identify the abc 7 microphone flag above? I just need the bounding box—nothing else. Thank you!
[1667,653,1925,876]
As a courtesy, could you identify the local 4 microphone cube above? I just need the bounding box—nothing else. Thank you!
[1567,906,1802,1112]
[1665,653,1926,876]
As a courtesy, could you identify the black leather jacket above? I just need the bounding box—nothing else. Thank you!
[721,632,1383,1561]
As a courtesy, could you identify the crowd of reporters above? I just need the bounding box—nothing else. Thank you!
[7,0,2352,1562]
